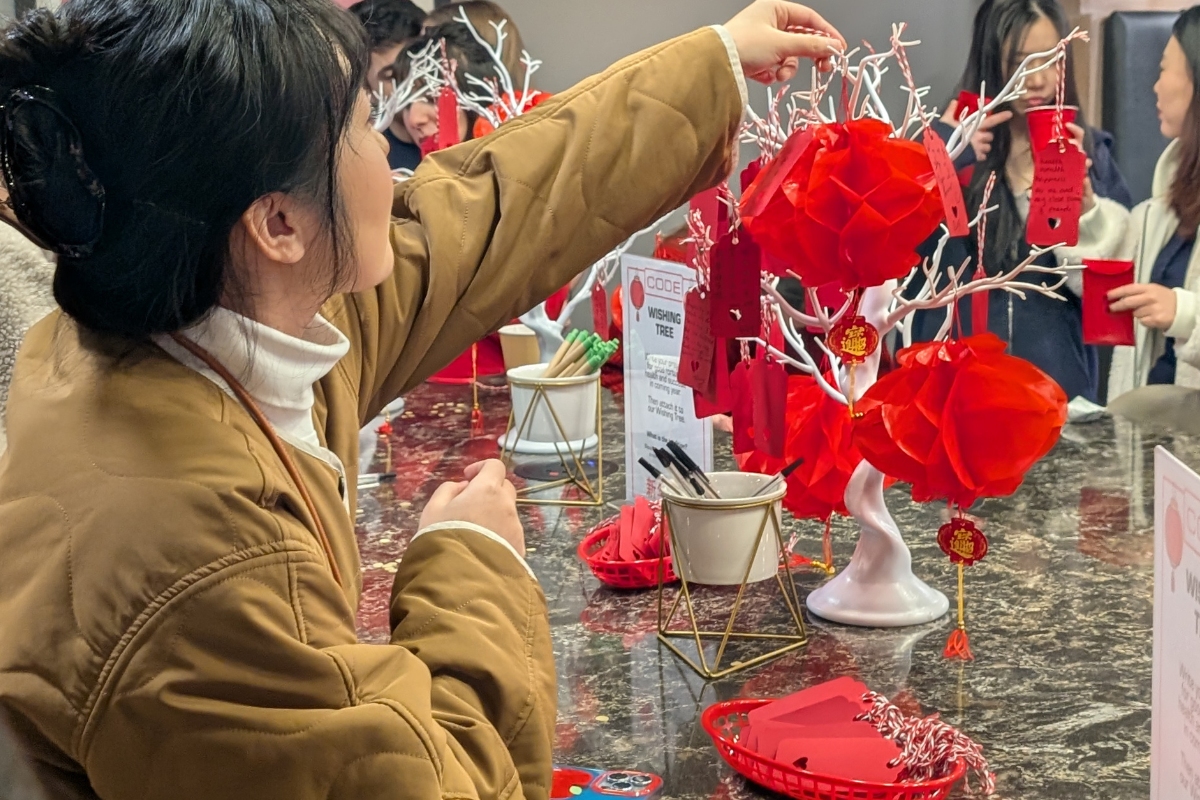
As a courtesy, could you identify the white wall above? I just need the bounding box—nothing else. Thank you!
[497,0,984,110]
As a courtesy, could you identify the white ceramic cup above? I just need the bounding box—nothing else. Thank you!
[662,471,785,586]
[506,363,599,443]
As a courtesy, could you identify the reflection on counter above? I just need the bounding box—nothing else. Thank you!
[356,382,1165,800]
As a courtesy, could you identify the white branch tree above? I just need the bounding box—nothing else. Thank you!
[736,26,1084,627]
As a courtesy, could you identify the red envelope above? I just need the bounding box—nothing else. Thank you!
[631,495,654,559]
[617,505,636,562]
[1082,259,1135,346]
[775,735,903,783]
[955,90,993,121]
[747,677,870,727]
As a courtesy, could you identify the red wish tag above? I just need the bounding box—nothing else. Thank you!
[1027,141,1086,247]
[750,356,788,457]
[828,315,879,365]
[436,86,461,150]
[924,125,969,237]
[689,187,726,268]
[678,289,715,394]
[740,128,814,222]
[591,280,608,337]
[730,360,756,454]
[1082,259,1135,346]
[710,234,762,338]
[694,339,733,417]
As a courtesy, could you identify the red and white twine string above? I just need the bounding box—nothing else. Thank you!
[976,171,998,276]
[857,692,996,795]
[1051,30,1089,146]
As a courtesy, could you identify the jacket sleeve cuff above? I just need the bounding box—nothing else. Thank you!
[1168,288,1198,340]
[412,521,537,580]
[710,25,749,111]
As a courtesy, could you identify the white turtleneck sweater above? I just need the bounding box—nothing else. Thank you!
[155,307,532,577]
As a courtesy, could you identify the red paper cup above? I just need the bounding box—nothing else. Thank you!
[1026,105,1078,153]
[955,90,992,121]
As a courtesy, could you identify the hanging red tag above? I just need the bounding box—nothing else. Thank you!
[970,271,989,336]
[710,234,762,338]
[730,360,756,454]
[436,87,461,150]
[1027,141,1086,247]
[678,288,715,394]
[804,283,849,334]
[689,187,727,270]
[828,315,879,365]
[591,280,608,337]
[924,126,970,237]
[750,356,788,458]
[740,128,814,222]
[694,339,732,418]
[937,518,989,566]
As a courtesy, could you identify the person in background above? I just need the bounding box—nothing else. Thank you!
[907,0,1131,404]
[0,187,55,456]
[395,20,568,383]
[349,0,425,93]
[1109,7,1200,398]
[424,0,529,86]
[0,1,845,797]
[350,0,427,172]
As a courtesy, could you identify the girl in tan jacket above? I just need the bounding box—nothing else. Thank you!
[0,1,843,798]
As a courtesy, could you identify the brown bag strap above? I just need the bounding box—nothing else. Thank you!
[169,332,344,588]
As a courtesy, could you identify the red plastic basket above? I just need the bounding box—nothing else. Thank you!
[701,699,966,800]
[577,524,677,590]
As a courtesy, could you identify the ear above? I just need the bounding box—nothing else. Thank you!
[239,192,311,265]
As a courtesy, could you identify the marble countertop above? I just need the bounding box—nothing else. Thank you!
[355,380,1168,800]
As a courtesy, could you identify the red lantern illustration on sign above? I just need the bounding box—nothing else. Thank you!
[630,274,645,321]
[1166,498,1184,592]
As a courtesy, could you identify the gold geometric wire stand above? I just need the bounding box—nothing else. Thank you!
[657,495,808,680]
[500,376,604,507]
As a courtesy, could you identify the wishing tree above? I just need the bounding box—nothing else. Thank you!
[681,25,1078,651]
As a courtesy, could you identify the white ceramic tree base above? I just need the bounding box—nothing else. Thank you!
[805,463,949,628]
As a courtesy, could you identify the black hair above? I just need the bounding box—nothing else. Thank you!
[1169,6,1200,238]
[961,0,1090,275]
[0,0,369,338]
[953,0,996,97]
[349,0,425,52]
[391,22,496,138]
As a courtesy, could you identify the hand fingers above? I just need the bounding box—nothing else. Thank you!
[977,131,993,146]
[941,99,960,124]
[778,4,846,49]
[426,480,469,511]
[465,458,509,487]
[1106,283,1144,301]
[775,56,799,82]
[774,31,843,62]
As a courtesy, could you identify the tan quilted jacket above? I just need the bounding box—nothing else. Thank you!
[0,29,743,800]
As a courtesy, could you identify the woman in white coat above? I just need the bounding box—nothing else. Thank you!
[1109,7,1200,399]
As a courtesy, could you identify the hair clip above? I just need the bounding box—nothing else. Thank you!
[0,85,106,258]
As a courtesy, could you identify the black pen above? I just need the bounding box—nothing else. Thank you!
[751,457,805,497]
[667,440,721,499]
[638,457,685,496]
[655,447,706,499]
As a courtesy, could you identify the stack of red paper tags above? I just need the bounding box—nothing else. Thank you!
[703,677,995,798]
[577,497,677,589]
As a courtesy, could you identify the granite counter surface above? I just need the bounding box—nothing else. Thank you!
[355,381,1167,800]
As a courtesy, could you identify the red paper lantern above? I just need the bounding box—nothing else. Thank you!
[472,90,552,139]
[739,374,864,520]
[742,119,945,292]
[852,333,1067,509]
